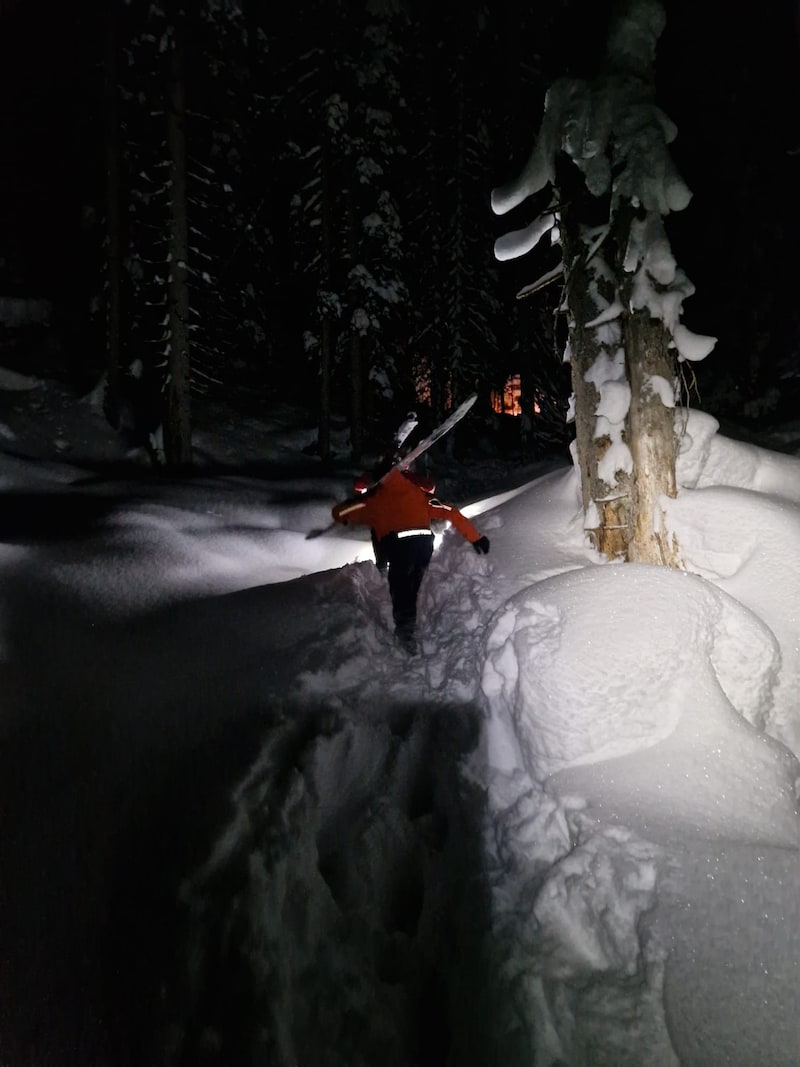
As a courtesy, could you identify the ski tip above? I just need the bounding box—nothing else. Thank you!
[450,393,477,415]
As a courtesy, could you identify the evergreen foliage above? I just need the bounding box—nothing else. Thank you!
[404,7,504,420]
[98,0,597,461]
[113,0,274,459]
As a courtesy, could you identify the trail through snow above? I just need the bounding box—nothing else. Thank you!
[2,393,800,1064]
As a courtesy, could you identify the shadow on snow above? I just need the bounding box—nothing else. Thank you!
[0,569,495,1066]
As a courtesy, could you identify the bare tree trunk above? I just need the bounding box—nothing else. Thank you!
[103,5,122,429]
[624,309,681,565]
[345,187,363,461]
[164,15,192,467]
[349,330,363,460]
[319,317,332,460]
[317,136,334,461]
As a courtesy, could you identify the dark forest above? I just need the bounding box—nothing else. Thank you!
[0,0,798,464]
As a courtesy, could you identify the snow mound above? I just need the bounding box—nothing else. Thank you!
[480,564,800,849]
[483,564,780,777]
[666,484,800,751]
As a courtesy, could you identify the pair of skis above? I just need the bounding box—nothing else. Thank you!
[305,393,477,540]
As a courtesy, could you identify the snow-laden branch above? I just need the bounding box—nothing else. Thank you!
[494,212,556,261]
[490,82,576,215]
[491,2,715,369]
[515,263,564,300]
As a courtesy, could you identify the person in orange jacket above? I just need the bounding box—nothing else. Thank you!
[353,461,436,574]
[332,466,490,654]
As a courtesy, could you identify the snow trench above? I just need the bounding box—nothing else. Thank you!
[160,548,512,1066]
[165,701,491,1067]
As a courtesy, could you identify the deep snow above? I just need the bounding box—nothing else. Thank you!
[1,372,800,1065]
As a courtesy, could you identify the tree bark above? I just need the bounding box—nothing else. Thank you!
[164,14,192,467]
[624,309,681,565]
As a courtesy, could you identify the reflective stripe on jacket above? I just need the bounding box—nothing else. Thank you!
[332,468,481,543]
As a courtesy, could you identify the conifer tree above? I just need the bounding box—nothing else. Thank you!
[406,7,503,419]
[493,0,716,563]
[282,0,409,460]
[111,0,263,467]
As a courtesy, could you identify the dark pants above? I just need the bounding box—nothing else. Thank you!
[379,531,434,644]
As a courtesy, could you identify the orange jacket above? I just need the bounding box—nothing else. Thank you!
[332,468,482,543]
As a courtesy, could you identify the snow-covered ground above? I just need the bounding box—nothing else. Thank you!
[1,372,800,1066]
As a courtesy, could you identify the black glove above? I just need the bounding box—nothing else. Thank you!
[472,535,490,555]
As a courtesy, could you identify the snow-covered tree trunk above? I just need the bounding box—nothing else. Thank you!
[561,210,632,559]
[165,17,192,466]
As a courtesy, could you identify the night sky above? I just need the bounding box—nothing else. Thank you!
[659,2,800,393]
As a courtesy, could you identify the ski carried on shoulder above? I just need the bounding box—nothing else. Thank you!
[305,394,476,539]
[305,410,417,540]
[371,392,477,490]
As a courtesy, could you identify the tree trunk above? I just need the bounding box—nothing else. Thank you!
[345,186,363,461]
[319,317,332,461]
[624,309,681,565]
[349,331,363,461]
[103,5,122,429]
[164,15,192,467]
[317,134,334,462]
[560,204,632,560]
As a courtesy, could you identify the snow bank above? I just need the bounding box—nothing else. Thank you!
[667,488,800,753]
[677,408,800,502]
[481,565,785,779]
[474,550,800,1061]
[671,409,800,751]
